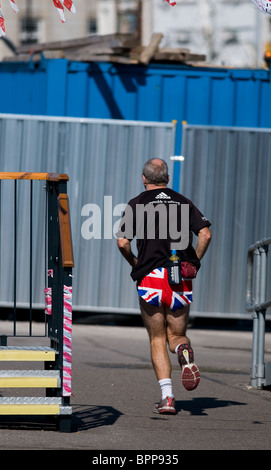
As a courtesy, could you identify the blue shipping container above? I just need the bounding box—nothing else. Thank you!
[1,57,271,188]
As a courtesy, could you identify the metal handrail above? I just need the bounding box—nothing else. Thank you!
[246,237,271,313]
[246,236,271,389]
[0,172,69,181]
[0,173,73,339]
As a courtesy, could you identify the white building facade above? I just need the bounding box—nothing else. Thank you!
[147,0,270,67]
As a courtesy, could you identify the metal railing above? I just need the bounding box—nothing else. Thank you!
[246,237,271,388]
[0,172,73,339]
[0,172,74,417]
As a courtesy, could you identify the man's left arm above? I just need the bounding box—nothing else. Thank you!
[195,227,212,260]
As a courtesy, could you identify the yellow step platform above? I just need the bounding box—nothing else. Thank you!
[0,346,56,362]
[0,370,60,388]
[0,397,71,416]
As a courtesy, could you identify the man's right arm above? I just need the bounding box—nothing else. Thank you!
[117,238,138,268]
[195,227,212,260]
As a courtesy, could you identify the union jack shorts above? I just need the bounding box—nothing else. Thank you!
[137,267,193,312]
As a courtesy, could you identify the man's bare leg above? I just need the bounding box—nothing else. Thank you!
[165,305,190,353]
[139,296,177,413]
[166,305,200,391]
[139,296,171,381]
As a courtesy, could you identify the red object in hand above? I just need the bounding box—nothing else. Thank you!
[181,262,198,279]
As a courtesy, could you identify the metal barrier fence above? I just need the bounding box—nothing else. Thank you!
[0,172,74,431]
[246,237,271,389]
[0,114,176,315]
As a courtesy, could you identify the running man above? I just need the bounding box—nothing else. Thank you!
[117,158,211,414]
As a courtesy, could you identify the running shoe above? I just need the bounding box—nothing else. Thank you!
[177,343,200,391]
[154,396,176,414]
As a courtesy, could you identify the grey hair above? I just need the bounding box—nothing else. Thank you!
[142,159,169,185]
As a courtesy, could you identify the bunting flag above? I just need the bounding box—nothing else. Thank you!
[63,0,76,14]
[0,0,76,37]
[52,0,76,23]
[8,0,18,13]
[52,0,65,23]
[0,6,6,37]
[0,1,19,37]
[164,0,177,5]
[251,0,271,14]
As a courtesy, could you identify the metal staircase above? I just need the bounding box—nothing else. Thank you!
[0,347,71,422]
[0,173,74,432]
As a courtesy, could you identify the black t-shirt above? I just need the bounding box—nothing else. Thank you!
[118,187,211,282]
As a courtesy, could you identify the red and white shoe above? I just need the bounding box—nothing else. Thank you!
[154,396,176,414]
[177,343,200,391]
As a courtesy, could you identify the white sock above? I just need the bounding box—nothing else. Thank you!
[158,378,174,399]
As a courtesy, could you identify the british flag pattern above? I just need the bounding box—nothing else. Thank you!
[138,267,192,312]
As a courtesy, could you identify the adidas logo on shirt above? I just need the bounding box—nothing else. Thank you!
[155,192,171,200]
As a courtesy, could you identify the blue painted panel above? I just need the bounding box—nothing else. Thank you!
[209,76,235,125]
[0,62,47,115]
[0,58,271,136]
[66,69,89,117]
[109,65,140,120]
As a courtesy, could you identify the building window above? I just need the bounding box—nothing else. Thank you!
[89,18,97,35]
[20,17,40,45]
[117,11,137,34]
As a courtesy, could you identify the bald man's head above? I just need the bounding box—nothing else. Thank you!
[142,159,169,186]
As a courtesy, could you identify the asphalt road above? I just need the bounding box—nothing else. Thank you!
[0,319,271,460]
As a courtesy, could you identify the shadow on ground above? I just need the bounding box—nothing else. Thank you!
[175,396,247,416]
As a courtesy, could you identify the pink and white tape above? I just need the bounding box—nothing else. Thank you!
[63,285,72,397]
[44,287,52,316]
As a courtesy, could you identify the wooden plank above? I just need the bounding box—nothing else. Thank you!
[58,194,74,268]
[47,173,70,182]
[154,51,187,61]
[16,33,138,54]
[158,47,190,54]
[153,50,206,63]
[67,54,137,64]
[139,33,163,65]
[0,172,69,181]
[65,45,125,57]
[65,49,133,63]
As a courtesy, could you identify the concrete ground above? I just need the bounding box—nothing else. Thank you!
[0,318,270,459]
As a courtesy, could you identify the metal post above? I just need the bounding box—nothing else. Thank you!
[251,247,260,388]
[29,180,33,336]
[13,180,17,336]
[256,246,268,388]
